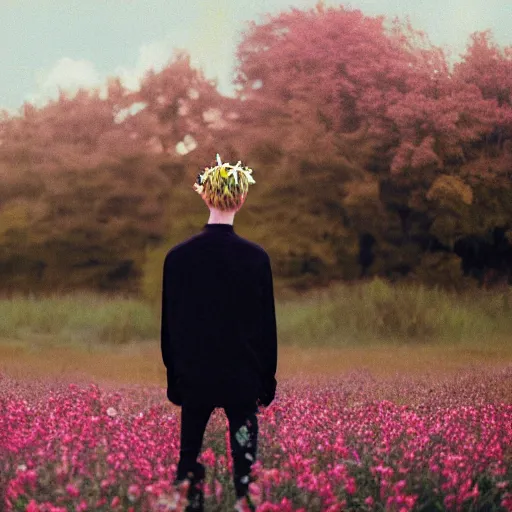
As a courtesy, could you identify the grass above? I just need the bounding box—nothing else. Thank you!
[277,278,512,346]
[1,339,511,389]
[0,293,158,344]
[0,279,511,386]
[1,279,512,347]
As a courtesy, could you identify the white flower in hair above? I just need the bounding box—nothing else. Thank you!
[194,154,256,196]
[227,161,243,185]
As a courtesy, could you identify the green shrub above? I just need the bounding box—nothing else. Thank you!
[0,281,511,347]
[277,278,512,347]
[0,293,158,345]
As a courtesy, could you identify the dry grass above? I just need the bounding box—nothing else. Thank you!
[1,337,511,388]
[1,282,511,389]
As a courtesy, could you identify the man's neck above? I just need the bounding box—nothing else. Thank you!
[207,210,235,225]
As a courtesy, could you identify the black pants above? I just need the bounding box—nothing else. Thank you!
[174,400,259,499]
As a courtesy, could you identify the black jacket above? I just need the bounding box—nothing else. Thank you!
[161,223,277,407]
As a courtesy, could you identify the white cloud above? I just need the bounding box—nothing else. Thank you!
[114,32,237,97]
[24,41,177,107]
[111,5,239,98]
[24,42,178,107]
[0,105,18,117]
[26,57,102,106]
[114,41,176,91]
[23,20,238,110]
[184,4,237,96]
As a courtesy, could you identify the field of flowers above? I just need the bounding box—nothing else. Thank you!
[1,366,511,512]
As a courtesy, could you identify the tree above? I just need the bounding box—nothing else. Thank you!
[235,6,446,158]
[453,30,512,159]
[134,51,228,158]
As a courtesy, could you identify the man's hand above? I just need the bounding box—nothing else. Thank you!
[258,376,276,407]
[167,371,183,406]
[167,385,183,406]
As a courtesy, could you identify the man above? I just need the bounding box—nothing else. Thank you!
[161,155,278,512]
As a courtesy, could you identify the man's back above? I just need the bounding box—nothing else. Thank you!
[161,223,277,407]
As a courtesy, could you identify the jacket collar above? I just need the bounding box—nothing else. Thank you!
[203,223,234,233]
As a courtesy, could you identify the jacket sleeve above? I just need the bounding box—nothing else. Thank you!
[161,254,176,384]
[260,255,277,383]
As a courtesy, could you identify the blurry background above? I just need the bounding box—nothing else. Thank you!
[0,0,511,378]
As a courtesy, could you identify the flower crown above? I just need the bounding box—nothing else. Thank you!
[193,154,256,196]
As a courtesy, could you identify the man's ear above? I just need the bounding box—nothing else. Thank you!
[236,194,247,211]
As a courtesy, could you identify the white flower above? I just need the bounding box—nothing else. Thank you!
[198,154,256,188]
[17,464,27,471]
[244,170,256,184]
[235,425,250,446]
[106,407,117,417]
[227,161,242,185]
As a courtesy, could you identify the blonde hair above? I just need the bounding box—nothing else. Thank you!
[193,155,256,212]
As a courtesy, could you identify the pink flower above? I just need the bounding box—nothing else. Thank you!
[345,478,357,495]
[25,469,38,489]
[65,483,80,497]
[76,500,88,511]
[393,480,407,493]
[405,495,418,508]
[249,482,261,505]
[364,496,374,506]
[199,447,216,468]
[26,500,40,512]
[127,484,141,502]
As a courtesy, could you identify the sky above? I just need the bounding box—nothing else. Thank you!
[1,0,511,114]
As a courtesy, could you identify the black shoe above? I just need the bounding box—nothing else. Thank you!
[185,479,204,512]
[234,494,256,512]
[174,463,206,512]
